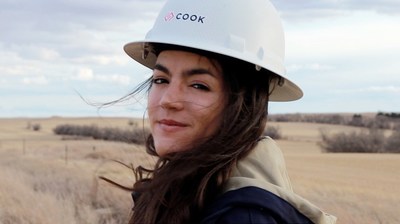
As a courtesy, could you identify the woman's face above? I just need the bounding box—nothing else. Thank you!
[147,50,226,157]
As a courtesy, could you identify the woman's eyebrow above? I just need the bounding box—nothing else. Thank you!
[154,63,217,78]
[185,68,216,78]
[154,63,170,74]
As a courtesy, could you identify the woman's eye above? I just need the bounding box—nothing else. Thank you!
[153,78,168,84]
[192,83,210,91]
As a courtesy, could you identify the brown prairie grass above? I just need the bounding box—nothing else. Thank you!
[0,118,399,224]
[0,117,154,224]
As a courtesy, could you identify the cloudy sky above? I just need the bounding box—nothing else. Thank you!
[1,0,399,118]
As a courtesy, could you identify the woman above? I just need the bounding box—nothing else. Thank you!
[123,0,337,223]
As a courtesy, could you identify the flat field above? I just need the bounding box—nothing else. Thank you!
[0,117,399,223]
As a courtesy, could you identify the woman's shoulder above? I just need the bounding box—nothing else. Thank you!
[201,186,313,224]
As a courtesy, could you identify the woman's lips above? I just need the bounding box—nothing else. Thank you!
[159,119,187,126]
[157,119,188,131]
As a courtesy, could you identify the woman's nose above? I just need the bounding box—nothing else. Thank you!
[159,83,185,110]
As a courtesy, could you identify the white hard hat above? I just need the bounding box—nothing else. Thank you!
[124,0,303,101]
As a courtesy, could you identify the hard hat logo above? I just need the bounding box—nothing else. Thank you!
[164,12,175,21]
[176,13,206,23]
[164,12,206,23]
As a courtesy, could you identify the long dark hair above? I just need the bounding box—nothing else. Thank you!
[129,44,278,223]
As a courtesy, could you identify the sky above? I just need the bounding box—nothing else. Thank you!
[1,0,399,118]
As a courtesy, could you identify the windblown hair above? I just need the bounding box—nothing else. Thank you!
[129,44,278,224]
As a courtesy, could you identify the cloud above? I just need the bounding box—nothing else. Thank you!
[343,0,400,15]
[96,74,131,86]
[72,55,129,66]
[74,68,94,81]
[22,75,49,85]
[285,11,400,65]
[72,68,131,86]
[287,63,334,73]
[8,45,61,61]
[270,0,400,20]
[0,0,163,68]
[357,86,400,93]
[0,50,40,76]
[334,86,400,94]
[38,48,60,60]
[0,78,7,85]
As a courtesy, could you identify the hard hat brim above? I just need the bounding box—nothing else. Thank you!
[124,41,303,102]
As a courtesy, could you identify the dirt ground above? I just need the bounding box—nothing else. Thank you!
[0,117,399,223]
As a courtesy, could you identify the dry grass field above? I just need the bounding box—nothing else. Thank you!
[0,117,399,224]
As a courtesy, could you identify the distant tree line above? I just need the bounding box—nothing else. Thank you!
[53,124,150,145]
[319,128,400,153]
[268,112,400,153]
[269,112,400,130]
[377,112,400,119]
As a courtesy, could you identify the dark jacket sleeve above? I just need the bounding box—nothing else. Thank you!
[214,206,280,224]
[201,187,313,224]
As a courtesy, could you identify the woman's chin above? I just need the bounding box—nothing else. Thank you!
[154,141,184,157]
